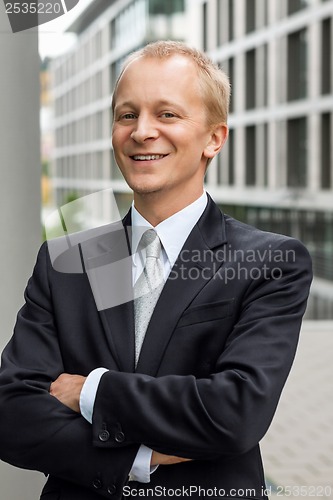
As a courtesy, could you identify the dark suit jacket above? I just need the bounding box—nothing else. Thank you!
[0,196,312,500]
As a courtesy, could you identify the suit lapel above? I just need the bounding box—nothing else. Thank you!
[100,301,135,373]
[81,212,136,372]
[136,196,227,375]
[80,198,227,375]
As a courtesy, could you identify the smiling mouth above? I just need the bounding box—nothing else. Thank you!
[130,154,167,161]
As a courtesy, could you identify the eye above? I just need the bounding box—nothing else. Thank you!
[160,112,176,119]
[121,113,136,120]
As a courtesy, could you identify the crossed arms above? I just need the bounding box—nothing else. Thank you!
[0,235,312,499]
[50,373,189,467]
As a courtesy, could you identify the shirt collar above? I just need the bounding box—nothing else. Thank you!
[131,192,208,267]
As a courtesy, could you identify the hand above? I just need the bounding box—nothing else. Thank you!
[50,373,86,413]
[151,450,192,466]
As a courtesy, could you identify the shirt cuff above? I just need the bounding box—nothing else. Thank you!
[129,445,158,483]
[80,367,108,423]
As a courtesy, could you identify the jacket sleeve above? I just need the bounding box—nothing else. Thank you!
[0,242,138,500]
[91,238,312,460]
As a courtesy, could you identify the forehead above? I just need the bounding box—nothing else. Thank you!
[114,55,202,106]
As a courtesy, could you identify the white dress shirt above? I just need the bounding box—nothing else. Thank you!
[80,191,208,482]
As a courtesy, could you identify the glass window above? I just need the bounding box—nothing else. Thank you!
[287,29,307,101]
[287,0,309,15]
[110,151,123,180]
[321,113,332,189]
[246,0,256,33]
[287,117,307,187]
[110,19,116,49]
[263,123,268,186]
[321,18,331,95]
[246,126,256,186]
[202,2,208,52]
[148,0,184,15]
[245,49,256,109]
[228,128,234,185]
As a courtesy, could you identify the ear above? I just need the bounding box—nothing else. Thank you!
[204,124,228,159]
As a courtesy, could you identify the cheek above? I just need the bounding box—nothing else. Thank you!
[112,127,127,147]
[111,131,120,149]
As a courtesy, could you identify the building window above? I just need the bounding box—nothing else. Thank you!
[321,113,331,189]
[110,151,123,180]
[321,18,332,95]
[287,117,307,187]
[148,0,184,14]
[110,19,116,49]
[263,123,268,186]
[245,49,256,109]
[202,2,208,52]
[287,29,307,101]
[95,71,103,100]
[95,31,102,59]
[228,128,234,185]
[246,126,256,186]
[246,0,256,33]
[287,0,308,15]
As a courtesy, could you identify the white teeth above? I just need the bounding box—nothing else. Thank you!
[132,155,165,160]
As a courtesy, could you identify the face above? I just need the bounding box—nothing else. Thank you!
[112,55,226,202]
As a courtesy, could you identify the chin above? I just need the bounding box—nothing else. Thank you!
[127,178,165,196]
[131,185,162,196]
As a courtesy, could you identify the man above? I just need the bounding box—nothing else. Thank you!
[0,41,312,500]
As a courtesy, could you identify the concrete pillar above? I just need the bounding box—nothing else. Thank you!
[308,21,321,191]
[233,50,245,187]
[267,37,278,189]
[0,3,46,498]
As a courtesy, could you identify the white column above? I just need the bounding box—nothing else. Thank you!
[0,3,46,499]
[256,44,266,108]
[233,49,245,187]
[266,10,279,188]
[256,124,265,186]
[256,0,267,29]
[234,0,245,39]
[219,130,229,185]
[268,121,278,189]
[207,0,217,51]
[308,21,321,191]
[234,126,245,187]
[219,0,229,44]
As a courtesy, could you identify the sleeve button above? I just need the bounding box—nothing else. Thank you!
[93,478,102,489]
[114,431,125,443]
[98,430,110,442]
[107,484,117,495]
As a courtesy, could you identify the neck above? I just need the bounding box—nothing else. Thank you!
[133,188,204,226]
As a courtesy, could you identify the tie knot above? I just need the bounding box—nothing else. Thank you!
[140,229,161,259]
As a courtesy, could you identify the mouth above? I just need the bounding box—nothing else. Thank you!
[130,154,168,161]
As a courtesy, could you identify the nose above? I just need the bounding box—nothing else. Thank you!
[130,114,159,143]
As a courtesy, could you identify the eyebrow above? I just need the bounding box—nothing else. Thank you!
[114,99,187,114]
[114,101,136,111]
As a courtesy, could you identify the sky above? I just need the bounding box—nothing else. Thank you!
[38,0,93,59]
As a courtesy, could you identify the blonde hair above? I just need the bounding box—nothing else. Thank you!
[112,40,230,127]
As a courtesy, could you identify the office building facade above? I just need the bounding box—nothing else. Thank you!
[198,0,333,319]
[50,0,333,318]
[50,0,186,222]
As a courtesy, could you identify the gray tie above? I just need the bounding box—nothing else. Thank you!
[134,229,164,366]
